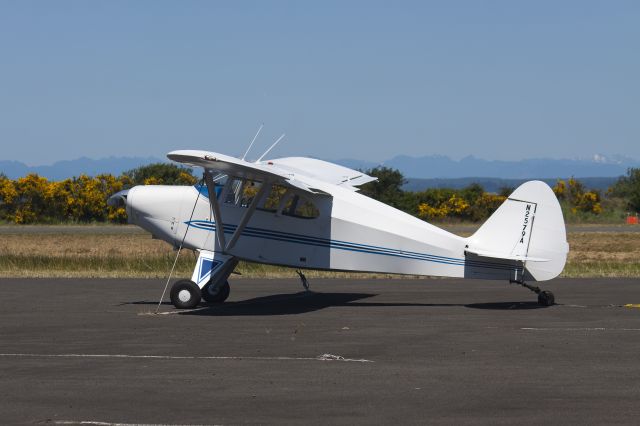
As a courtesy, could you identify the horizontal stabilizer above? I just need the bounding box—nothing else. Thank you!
[464,248,550,263]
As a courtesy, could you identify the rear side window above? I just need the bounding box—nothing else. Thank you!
[261,184,288,212]
[259,185,320,219]
[282,195,319,219]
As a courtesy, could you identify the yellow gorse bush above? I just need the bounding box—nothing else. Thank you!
[0,173,132,224]
[0,163,199,224]
[418,194,471,220]
[0,176,18,205]
[554,178,602,215]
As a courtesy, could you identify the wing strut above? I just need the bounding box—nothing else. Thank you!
[225,181,269,252]
[204,171,227,250]
[203,170,268,253]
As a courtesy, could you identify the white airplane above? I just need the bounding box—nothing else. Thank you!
[110,146,569,310]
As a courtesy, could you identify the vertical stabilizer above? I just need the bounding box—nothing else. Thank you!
[465,181,569,281]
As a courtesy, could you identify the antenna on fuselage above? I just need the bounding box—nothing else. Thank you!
[256,133,285,163]
[241,123,264,161]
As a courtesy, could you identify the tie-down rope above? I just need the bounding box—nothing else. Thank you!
[155,179,204,314]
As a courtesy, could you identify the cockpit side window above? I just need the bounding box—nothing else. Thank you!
[239,181,260,208]
[195,176,226,199]
[222,178,263,208]
[224,178,243,205]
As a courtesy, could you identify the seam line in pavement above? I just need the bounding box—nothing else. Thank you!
[0,352,373,363]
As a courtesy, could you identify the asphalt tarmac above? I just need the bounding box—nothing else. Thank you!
[1,278,640,425]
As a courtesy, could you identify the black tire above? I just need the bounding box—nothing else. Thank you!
[537,291,555,306]
[201,280,230,303]
[170,280,202,309]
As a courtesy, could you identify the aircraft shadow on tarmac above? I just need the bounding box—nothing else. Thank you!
[128,291,548,316]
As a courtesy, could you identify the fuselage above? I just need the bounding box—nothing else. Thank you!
[125,179,478,278]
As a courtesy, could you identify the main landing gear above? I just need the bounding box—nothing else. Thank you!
[169,279,231,309]
[169,250,238,309]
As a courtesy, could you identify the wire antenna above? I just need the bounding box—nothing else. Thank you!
[241,123,264,161]
[256,133,285,163]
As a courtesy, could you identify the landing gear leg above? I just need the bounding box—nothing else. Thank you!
[510,265,554,306]
[511,280,555,306]
[296,270,310,292]
[195,251,238,304]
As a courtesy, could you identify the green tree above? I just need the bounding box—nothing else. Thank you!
[125,163,198,186]
[359,167,406,208]
[459,183,484,204]
[498,186,515,197]
[609,168,640,213]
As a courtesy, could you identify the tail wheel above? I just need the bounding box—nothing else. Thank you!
[201,280,230,303]
[537,291,555,306]
[170,280,201,309]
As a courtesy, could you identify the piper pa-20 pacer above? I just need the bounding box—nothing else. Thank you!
[110,143,569,310]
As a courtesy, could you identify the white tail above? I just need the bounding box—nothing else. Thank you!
[465,181,569,281]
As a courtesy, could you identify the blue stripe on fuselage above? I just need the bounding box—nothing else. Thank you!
[184,220,520,272]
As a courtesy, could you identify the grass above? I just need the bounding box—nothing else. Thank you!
[560,232,640,278]
[0,233,417,279]
[562,261,640,278]
[0,229,638,278]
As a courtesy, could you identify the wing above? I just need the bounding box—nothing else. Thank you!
[266,157,376,190]
[167,150,332,195]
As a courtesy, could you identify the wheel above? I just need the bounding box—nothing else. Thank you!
[170,280,202,309]
[537,291,555,306]
[201,280,230,303]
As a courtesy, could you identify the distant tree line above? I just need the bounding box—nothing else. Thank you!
[0,163,639,224]
[608,168,640,213]
[357,167,633,222]
[357,167,509,222]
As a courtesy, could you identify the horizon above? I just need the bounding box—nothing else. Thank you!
[3,151,639,169]
[2,152,637,183]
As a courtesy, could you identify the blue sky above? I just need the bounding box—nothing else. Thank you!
[1,1,638,165]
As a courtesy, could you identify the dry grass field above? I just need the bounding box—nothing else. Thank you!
[0,230,406,279]
[563,232,640,277]
[0,226,638,278]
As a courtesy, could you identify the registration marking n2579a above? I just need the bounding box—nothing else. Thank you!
[519,204,532,244]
